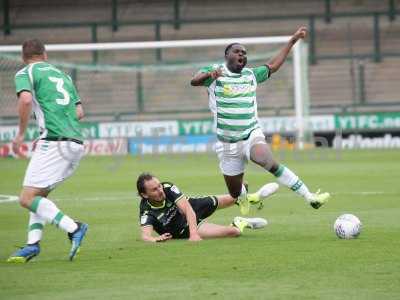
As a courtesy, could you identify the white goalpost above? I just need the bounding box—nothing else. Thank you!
[0,36,311,149]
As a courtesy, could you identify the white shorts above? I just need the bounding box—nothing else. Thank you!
[23,140,85,190]
[215,128,267,176]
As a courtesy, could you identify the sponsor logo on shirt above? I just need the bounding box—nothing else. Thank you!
[170,185,180,195]
[223,84,252,95]
[162,208,178,226]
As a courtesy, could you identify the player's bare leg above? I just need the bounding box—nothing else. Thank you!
[7,187,87,263]
[223,173,244,198]
[249,142,279,172]
[223,173,250,214]
[215,194,236,209]
[19,186,49,208]
[197,222,241,238]
[17,186,79,234]
[249,143,330,209]
[196,218,269,239]
[215,184,279,210]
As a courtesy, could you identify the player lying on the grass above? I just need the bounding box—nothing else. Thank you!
[190,26,330,214]
[7,39,88,263]
[136,172,279,242]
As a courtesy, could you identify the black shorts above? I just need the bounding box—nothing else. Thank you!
[176,195,218,239]
[189,196,219,224]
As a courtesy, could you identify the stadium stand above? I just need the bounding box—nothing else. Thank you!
[0,0,399,121]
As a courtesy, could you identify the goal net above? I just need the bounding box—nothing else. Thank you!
[0,37,312,148]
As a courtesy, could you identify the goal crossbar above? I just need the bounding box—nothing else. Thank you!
[0,36,292,52]
[0,36,309,149]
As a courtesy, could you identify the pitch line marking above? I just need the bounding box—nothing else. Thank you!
[1,191,396,204]
[0,195,19,203]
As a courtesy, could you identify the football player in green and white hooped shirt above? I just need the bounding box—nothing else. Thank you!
[7,39,88,263]
[191,27,330,214]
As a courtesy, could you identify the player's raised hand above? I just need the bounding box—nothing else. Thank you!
[155,233,172,242]
[292,27,307,42]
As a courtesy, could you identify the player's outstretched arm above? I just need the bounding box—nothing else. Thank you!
[141,225,172,242]
[190,68,222,86]
[176,197,202,241]
[12,91,32,156]
[266,26,307,74]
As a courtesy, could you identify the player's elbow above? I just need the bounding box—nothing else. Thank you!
[18,92,33,106]
[20,97,32,106]
[77,110,84,120]
[190,79,199,86]
[267,63,278,74]
[76,104,85,120]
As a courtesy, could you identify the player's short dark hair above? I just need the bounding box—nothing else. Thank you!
[136,172,155,196]
[22,39,46,60]
[224,43,241,56]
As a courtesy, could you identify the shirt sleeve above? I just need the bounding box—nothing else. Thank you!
[140,212,157,227]
[196,65,216,87]
[71,85,81,105]
[251,65,271,84]
[163,182,184,203]
[14,69,32,95]
[67,75,81,105]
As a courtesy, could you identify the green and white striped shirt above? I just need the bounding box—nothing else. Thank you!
[198,63,270,142]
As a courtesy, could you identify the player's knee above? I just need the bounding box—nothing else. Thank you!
[252,157,269,168]
[18,192,35,209]
[250,145,266,163]
[19,196,31,208]
[251,152,273,169]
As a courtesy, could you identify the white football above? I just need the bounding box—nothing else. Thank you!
[334,214,362,239]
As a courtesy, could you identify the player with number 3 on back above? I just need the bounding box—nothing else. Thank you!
[7,39,88,263]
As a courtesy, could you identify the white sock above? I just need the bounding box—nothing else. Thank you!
[27,212,46,245]
[29,196,78,233]
[236,184,247,203]
[257,183,279,198]
[273,165,312,201]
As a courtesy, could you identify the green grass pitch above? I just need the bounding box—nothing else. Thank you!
[0,149,399,299]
